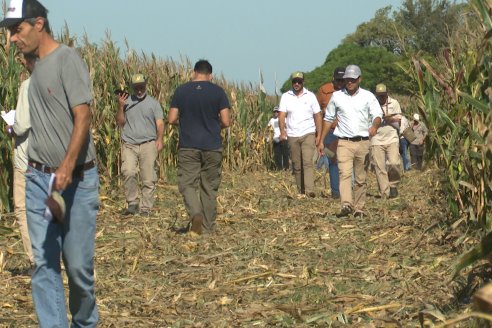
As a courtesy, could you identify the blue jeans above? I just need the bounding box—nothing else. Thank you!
[317,155,340,197]
[399,138,410,171]
[26,166,100,328]
[317,131,340,197]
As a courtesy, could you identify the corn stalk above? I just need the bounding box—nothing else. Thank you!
[0,27,275,213]
[403,0,491,278]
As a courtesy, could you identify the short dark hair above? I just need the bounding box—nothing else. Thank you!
[194,59,212,74]
[25,17,51,34]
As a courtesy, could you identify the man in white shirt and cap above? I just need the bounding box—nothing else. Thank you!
[371,83,402,198]
[317,65,382,218]
[278,71,322,197]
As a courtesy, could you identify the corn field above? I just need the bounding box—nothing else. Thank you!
[404,0,491,231]
[0,28,276,213]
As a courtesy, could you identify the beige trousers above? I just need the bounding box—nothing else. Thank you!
[288,133,316,194]
[371,142,401,197]
[121,141,158,211]
[337,139,370,212]
[14,167,33,263]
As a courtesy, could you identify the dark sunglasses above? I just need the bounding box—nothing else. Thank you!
[344,78,359,84]
[292,78,304,85]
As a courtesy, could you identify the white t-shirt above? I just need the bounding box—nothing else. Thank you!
[13,78,31,171]
[268,116,281,142]
[278,88,320,137]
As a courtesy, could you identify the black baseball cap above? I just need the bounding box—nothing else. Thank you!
[333,67,345,80]
[0,0,48,28]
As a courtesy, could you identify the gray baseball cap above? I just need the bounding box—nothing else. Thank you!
[343,65,361,79]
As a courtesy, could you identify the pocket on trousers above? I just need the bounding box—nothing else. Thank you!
[24,168,41,184]
[74,168,100,191]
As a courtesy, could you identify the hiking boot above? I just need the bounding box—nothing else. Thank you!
[336,206,353,218]
[123,204,139,215]
[353,211,364,218]
[190,214,204,235]
[139,210,151,217]
[389,187,398,199]
[307,191,316,198]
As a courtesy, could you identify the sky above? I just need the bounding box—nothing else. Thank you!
[34,0,403,94]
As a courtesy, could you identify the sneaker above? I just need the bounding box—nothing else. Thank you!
[336,206,353,218]
[123,204,139,215]
[190,214,204,235]
[389,187,398,199]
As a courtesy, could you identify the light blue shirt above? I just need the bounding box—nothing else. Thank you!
[324,87,382,138]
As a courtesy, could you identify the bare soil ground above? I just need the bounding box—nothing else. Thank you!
[0,167,489,327]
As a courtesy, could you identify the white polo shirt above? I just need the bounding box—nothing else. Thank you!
[278,88,320,137]
[324,88,382,138]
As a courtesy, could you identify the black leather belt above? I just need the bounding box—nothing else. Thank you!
[338,136,369,142]
[138,139,155,145]
[29,160,96,178]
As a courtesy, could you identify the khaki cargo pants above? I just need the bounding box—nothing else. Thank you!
[121,141,158,211]
[177,148,223,233]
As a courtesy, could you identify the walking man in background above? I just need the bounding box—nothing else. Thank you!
[116,73,164,216]
[317,65,382,218]
[371,83,402,198]
[1,0,100,326]
[268,106,289,170]
[316,67,345,199]
[279,71,322,198]
[5,53,37,272]
[399,115,411,171]
[409,113,428,170]
[168,59,230,235]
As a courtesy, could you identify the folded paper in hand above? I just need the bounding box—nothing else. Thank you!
[44,174,66,224]
[1,110,16,126]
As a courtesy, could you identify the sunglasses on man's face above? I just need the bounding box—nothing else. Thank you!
[344,78,359,84]
[292,79,304,85]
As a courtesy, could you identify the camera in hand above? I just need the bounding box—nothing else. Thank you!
[114,89,129,97]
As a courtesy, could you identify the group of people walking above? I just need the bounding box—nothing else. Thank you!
[1,0,230,326]
[0,0,430,326]
[271,65,428,218]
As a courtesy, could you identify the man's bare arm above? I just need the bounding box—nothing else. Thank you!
[55,103,92,191]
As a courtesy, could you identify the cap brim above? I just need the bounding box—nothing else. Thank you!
[0,18,24,28]
[342,74,359,79]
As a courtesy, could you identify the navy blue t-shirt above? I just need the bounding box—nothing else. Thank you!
[170,81,230,150]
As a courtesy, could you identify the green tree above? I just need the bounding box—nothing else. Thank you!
[281,43,408,95]
[343,6,404,54]
[395,0,467,56]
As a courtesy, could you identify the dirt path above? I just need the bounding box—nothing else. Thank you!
[0,168,478,327]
